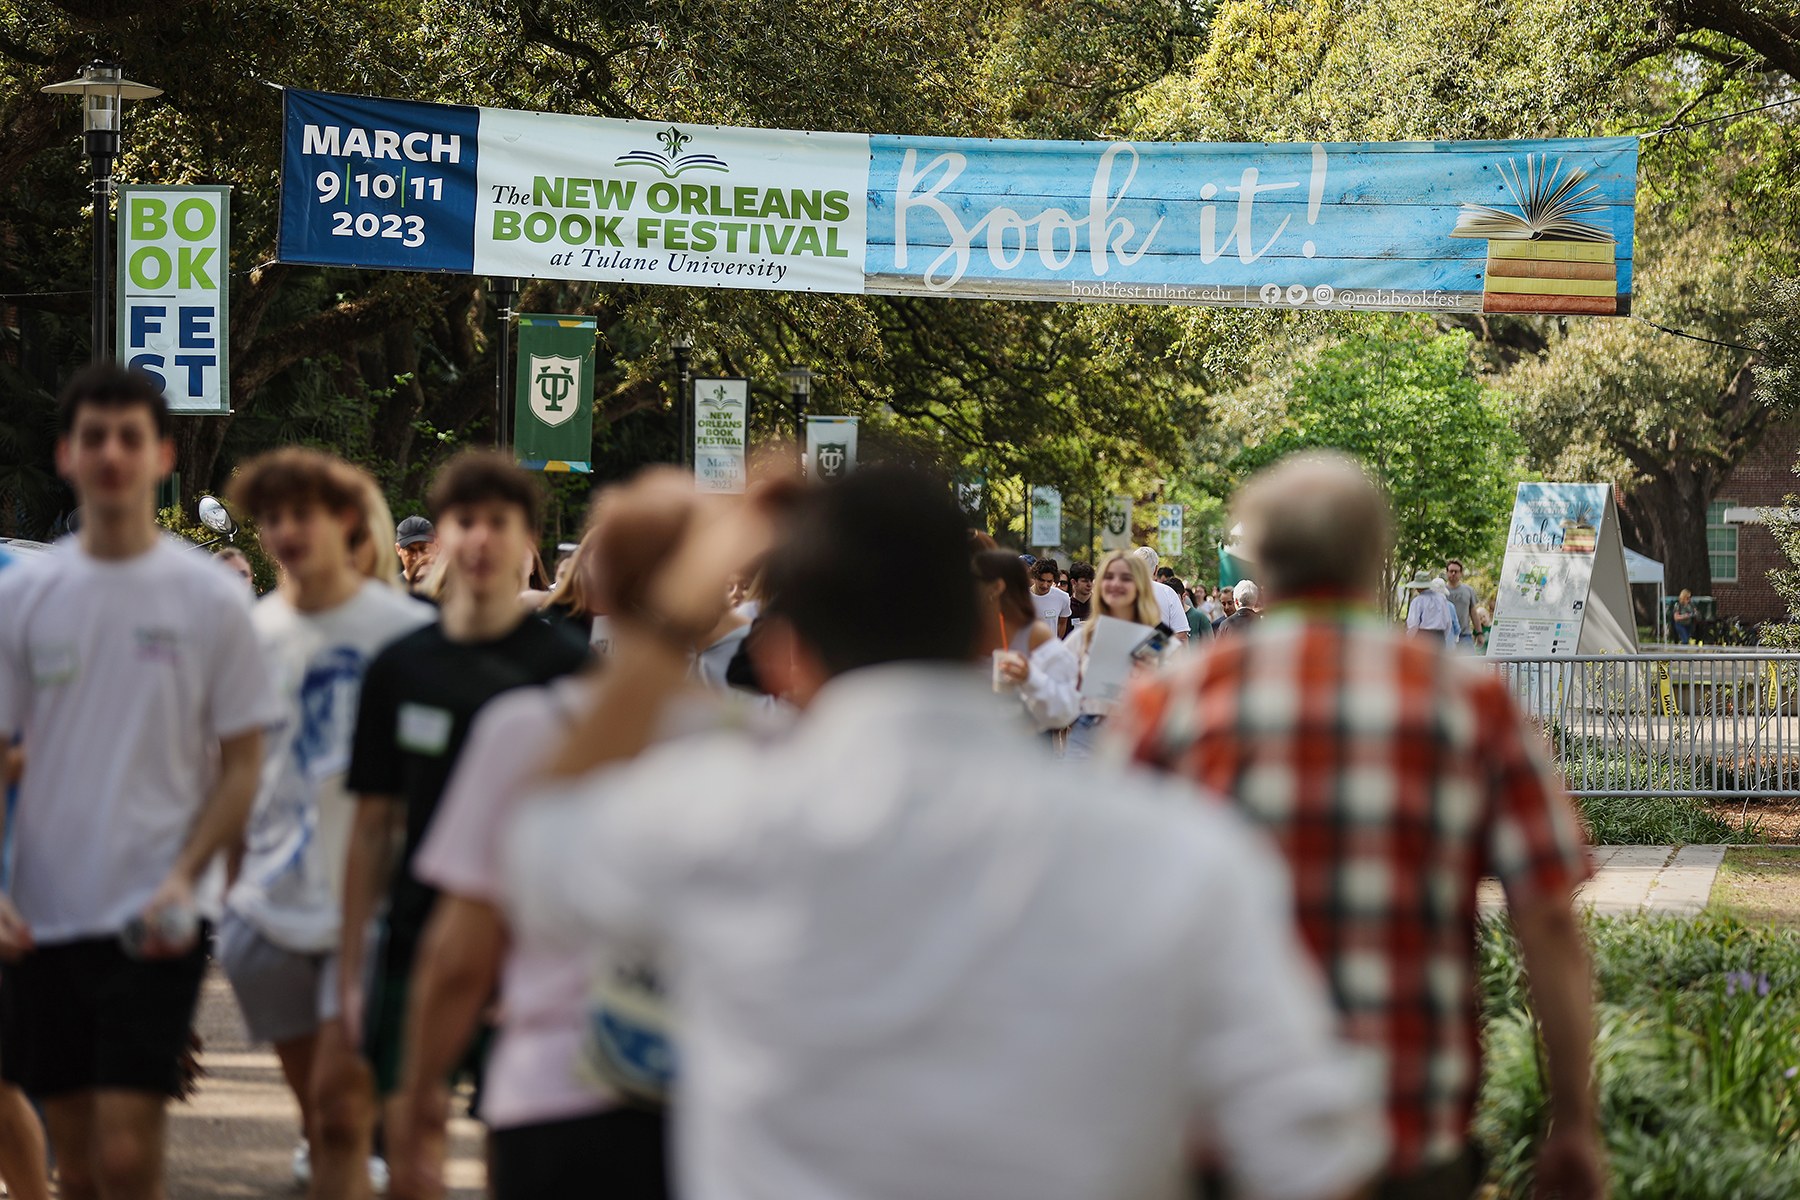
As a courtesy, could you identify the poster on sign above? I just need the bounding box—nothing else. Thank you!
[1030,488,1063,548]
[279,88,1637,316]
[1100,496,1133,551]
[1487,482,1636,658]
[118,186,230,413]
[805,416,858,480]
[693,377,749,493]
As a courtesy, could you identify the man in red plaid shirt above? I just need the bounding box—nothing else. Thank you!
[1108,453,1603,1200]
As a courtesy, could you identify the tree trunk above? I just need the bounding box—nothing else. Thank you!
[1623,468,1715,603]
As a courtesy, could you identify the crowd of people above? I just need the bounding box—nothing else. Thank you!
[0,364,1605,1200]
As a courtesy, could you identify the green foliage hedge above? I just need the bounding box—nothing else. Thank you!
[1478,917,1800,1198]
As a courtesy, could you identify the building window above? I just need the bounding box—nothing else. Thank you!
[1707,499,1738,583]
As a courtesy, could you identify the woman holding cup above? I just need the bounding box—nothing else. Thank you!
[972,550,1079,734]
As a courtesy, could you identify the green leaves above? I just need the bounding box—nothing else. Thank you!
[1223,319,1521,576]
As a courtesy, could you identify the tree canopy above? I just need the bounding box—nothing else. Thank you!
[2,0,1796,601]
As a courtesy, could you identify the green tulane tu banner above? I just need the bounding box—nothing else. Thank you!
[515,314,595,472]
[280,89,1637,315]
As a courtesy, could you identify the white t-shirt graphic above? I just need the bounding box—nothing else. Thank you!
[228,582,434,952]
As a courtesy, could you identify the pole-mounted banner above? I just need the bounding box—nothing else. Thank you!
[805,416,858,480]
[118,185,230,413]
[1158,503,1184,559]
[279,88,1637,316]
[1100,496,1133,551]
[514,313,595,472]
[1031,487,1063,548]
[693,377,749,493]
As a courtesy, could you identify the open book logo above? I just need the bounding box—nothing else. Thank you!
[1450,154,1613,243]
[615,126,730,179]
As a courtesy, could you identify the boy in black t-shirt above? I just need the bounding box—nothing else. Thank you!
[317,452,587,1200]
[1067,561,1096,628]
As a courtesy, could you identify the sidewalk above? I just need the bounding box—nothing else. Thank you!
[1478,844,1726,919]
[170,970,486,1199]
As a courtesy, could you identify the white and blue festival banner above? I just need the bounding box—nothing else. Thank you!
[280,88,1637,315]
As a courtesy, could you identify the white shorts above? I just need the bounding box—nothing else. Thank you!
[217,910,340,1046]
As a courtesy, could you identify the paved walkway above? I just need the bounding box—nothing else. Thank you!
[169,970,486,1199]
[1478,844,1727,919]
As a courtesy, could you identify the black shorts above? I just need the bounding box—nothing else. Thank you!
[363,926,489,1100]
[490,1108,669,1200]
[0,931,209,1099]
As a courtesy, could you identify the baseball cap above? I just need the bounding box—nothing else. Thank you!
[395,515,435,547]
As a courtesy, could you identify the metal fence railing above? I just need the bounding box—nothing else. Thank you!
[1487,654,1800,797]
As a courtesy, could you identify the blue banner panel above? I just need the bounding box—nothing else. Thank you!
[865,136,1636,312]
[279,88,480,272]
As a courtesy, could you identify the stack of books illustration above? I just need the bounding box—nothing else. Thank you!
[1451,156,1619,315]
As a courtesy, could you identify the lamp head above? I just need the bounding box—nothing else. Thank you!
[42,61,161,135]
[779,365,813,397]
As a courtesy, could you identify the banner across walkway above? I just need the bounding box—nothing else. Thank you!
[279,88,1637,315]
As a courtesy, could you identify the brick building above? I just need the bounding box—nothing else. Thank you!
[1707,417,1798,627]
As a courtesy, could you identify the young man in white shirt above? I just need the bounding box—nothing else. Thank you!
[0,365,278,1200]
[503,468,1385,1200]
[217,449,433,1196]
[1027,558,1071,637]
[1133,546,1191,642]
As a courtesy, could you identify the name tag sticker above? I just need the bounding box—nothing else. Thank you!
[396,702,453,756]
[29,641,78,687]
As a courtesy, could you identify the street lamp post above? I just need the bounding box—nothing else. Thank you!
[490,277,521,448]
[671,333,693,468]
[42,61,162,364]
[779,365,812,466]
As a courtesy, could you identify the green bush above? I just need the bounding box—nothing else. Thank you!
[1478,916,1800,1198]
[1575,796,1750,847]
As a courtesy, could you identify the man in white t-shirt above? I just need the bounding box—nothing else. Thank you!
[1134,546,1191,642]
[217,449,432,1197]
[503,467,1384,1200]
[1028,558,1072,637]
[0,365,279,1200]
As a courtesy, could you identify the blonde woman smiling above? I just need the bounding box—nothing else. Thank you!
[1061,550,1165,760]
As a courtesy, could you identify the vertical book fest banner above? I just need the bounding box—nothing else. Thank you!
[118,185,230,413]
[806,416,858,480]
[693,377,749,493]
[514,314,596,472]
[279,88,1637,316]
[1158,504,1185,559]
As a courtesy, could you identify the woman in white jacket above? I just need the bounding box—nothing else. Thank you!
[973,550,1080,733]
[1061,550,1166,759]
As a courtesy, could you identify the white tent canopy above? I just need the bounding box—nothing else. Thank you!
[1623,547,1664,587]
[1623,547,1667,641]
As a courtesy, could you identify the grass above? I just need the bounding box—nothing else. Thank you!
[1477,916,1800,1198]
[1709,848,1800,927]
[1575,795,1750,846]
